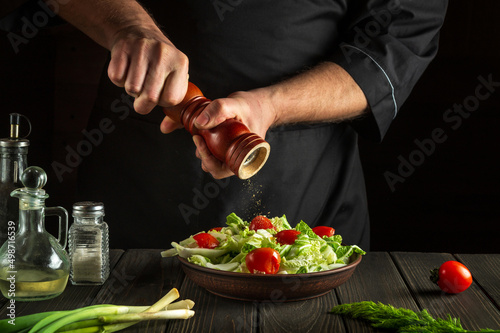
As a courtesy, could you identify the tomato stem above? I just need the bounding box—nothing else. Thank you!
[429,268,440,285]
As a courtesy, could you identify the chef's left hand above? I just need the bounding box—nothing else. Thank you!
[192,89,276,179]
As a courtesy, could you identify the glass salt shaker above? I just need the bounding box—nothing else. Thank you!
[68,201,109,285]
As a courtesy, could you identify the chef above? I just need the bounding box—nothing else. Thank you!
[1,0,448,249]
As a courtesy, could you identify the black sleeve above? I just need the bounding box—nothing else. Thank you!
[331,0,448,142]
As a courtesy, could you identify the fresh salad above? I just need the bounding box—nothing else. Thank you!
[161,213,365,274]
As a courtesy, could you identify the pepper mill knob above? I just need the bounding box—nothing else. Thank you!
[164,83,270,179]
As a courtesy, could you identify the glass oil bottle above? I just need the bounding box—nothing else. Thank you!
[0,166,70,301]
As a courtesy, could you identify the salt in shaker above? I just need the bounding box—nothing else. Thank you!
[68,201,109,285]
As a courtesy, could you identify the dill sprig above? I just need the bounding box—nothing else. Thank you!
[331,301,500,333]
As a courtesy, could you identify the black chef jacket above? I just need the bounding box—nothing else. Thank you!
[2,0,448,250]
[77,0,448,250]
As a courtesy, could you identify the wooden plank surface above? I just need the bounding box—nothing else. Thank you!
[456,253,500,310]
[334,252,420,333]
[391,252,500,331]
[2,251,500,333]
[259,291,342,333]
[91,249,175,332]
[0,249,124,317]
[166,262,258,333]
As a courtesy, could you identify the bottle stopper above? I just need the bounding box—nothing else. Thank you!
[21,166,47,190]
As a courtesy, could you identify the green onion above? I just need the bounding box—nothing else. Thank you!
[0,288,195,333]
[0,311,62,333]
[38,306,132,333]
[101,287,182,332]
[98,309,195,324]
[167,299,195,310]
[29,305,116,333]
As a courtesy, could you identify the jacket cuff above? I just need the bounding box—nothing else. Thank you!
[332,44,397,142]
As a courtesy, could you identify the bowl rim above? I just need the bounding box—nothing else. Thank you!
[177,251,362,278]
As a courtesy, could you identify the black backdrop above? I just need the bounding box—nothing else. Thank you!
[1,0,499,253]
[359,0,500,253]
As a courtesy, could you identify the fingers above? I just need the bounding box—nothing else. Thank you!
[160,115,183,134]
[193,135,234,179]
[108,29,189,115]
[158,59,189,107]
[135,49,189,114]
[107,46,129,88]
[194,99,237,130]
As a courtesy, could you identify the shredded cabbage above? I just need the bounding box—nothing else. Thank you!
[161,213,365,274]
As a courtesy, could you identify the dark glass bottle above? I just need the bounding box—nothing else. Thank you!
[0,113,30,244]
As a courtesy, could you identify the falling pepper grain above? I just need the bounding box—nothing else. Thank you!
[243,179,265,218]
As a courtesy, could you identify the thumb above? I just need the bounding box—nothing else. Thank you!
[194,99,231,129]
[194,110,211,128]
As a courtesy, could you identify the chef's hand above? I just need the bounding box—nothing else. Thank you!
[191,90,277,179]
[107,25,189,115]
[161,62,368,178]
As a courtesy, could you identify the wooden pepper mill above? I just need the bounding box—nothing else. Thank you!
[163,83,270,179]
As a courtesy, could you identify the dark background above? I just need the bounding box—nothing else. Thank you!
[1,1,499,253]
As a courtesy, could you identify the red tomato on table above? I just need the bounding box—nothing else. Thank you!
[430,261,472,294]
[245,248,281,274]
[193,233,219,249]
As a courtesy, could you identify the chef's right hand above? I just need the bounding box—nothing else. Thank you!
[107,25,189,116]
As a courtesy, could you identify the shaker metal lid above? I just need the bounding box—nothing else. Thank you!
[0,138,30,147]
[73,201,105,213]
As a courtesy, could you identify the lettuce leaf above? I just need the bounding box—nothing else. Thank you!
[270,215,292,231]
[226,213,248,234]
[162,213,365,274]
[295,221,321,239]
[336,245,366,264]
[166,242,230,261]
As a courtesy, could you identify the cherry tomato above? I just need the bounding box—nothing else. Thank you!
[193,233,220,249]
[249,216,275,231]
[209,227,223,232]
[430,261,472,294]
[312,226,335,238]
[245,248,281,274]
[275,230,301,245]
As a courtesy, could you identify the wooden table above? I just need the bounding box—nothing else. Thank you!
[1,250,499,332]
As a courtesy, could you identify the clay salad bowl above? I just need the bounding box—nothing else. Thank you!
[177,252,362,302]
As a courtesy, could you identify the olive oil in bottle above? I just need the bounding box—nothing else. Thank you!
[0,166,70,301]
[0,269,68,300]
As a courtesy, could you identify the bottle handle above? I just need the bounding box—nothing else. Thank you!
[45,206,69,249]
